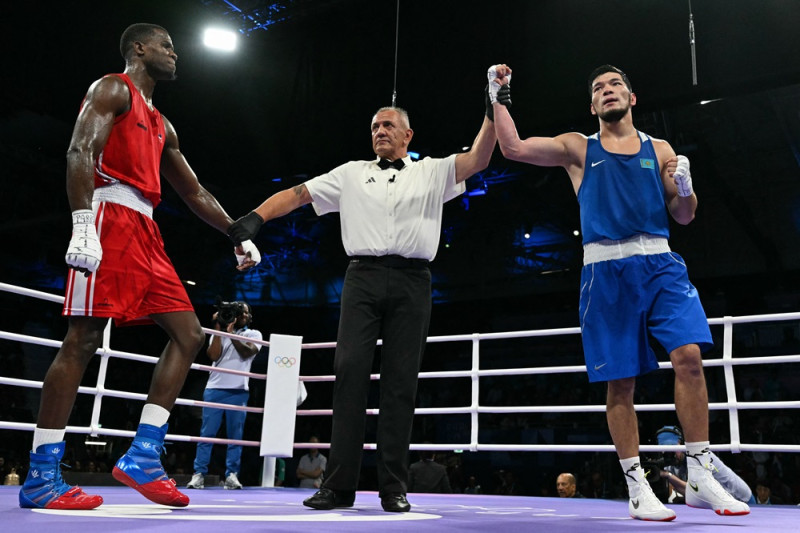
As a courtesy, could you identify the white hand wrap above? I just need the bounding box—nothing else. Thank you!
[65,209,102,273]
[487,65,510,104]
[235,239,261,267]
[674,155,693,197]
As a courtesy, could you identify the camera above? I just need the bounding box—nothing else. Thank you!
[214,298,246,326]
[641,454,672,503]
[641,454,665,482]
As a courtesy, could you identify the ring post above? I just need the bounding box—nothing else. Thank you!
[260,334,303,486]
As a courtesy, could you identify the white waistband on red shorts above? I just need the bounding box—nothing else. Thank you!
[583,233,671,265]
[93,183,154,219]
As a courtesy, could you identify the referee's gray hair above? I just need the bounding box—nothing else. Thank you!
[374,106,410,129]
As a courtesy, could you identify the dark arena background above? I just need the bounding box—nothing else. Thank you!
[2,1,800,530]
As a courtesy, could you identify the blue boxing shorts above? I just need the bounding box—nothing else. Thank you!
[578,251,713,382]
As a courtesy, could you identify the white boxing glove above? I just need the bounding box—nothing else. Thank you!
[486,65,510,104]
[673,155,693,197]
[296,382,308,407]
[65,209,102,274]
[235,239,261,267]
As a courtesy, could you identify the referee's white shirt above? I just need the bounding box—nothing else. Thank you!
[304,154,462,262]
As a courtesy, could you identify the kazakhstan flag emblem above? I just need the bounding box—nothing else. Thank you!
[640,158,655,169]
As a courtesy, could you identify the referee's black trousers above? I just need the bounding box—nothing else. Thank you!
[322,258,431,496]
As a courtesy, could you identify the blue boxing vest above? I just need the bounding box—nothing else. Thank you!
[578,131,670,245]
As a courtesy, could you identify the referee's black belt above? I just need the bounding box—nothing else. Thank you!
[349,255,430,268]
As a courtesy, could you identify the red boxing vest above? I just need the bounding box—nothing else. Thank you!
[93,73,166,207]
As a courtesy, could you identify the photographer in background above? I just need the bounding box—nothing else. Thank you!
[187,301,262,490]
[653,426,755,505]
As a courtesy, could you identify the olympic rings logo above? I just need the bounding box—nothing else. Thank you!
[274,356,297,368]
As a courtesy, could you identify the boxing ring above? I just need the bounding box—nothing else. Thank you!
[1,281,799,531]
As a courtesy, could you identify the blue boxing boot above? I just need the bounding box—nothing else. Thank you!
[112,423,189,507]
[19,442,103,509]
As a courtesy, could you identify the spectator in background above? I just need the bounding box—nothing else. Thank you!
[557,472,584,498]
[588,470,610,499]
[755,481,775,504]
[494,470,519,495]
[408,450,451,494]
[767,474,792,505]
[464,475,482,494]
[297,436,327,488]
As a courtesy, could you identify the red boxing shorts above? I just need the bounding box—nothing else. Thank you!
[63,200,193,326]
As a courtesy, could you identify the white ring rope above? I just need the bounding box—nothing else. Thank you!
[2,281,799,458]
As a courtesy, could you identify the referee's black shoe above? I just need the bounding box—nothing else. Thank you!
[381,493,411,512]
[303,488,355,510]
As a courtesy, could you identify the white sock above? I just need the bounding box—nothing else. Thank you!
[686,441,712,470]
[32,428,66,452]
[139,404,170,428]
[619,456,645,492]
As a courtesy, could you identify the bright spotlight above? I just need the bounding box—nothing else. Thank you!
[203,28,237,51]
